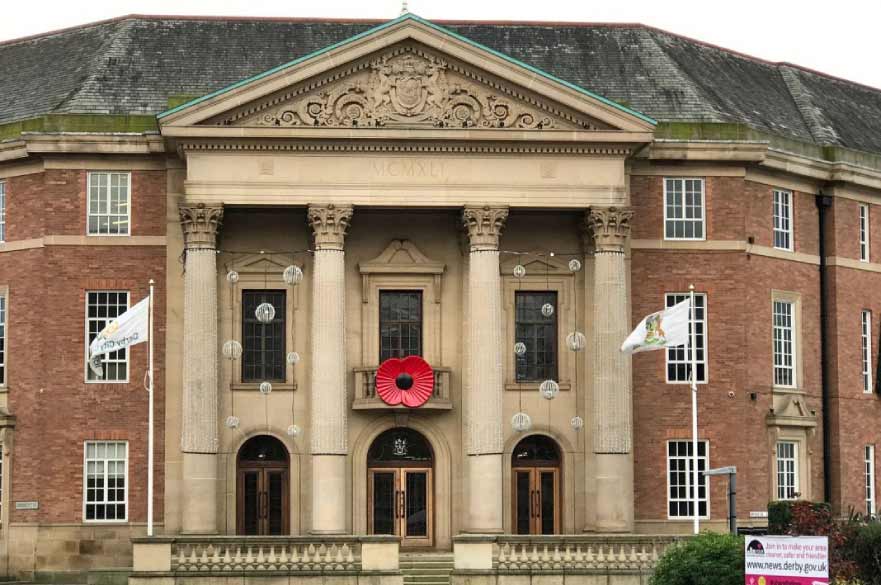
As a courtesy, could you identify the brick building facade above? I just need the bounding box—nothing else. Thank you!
[0,12,879,583]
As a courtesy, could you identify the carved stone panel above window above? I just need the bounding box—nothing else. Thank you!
[206,43,609,131]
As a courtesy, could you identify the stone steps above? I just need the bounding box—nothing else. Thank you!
[400,552,454,585]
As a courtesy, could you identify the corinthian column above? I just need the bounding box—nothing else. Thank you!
[586,207,635,532]
[462,205,508,533]
[179,203,223,534]
[307,203,353,534]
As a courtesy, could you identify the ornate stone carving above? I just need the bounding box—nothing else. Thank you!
[254,48,568,130]
[586,207,633,253]
[180,203,224,250]
[308,204,354,250]
[462,205,509,251]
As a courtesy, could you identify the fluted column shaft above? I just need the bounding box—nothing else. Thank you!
[587,207,634,532]
[307,204,353,534]
[462,205,508,533]
[179,203,223,534]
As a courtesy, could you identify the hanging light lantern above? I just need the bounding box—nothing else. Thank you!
[283,265,304,285]
[570,416,584,431]
[568,258,582,273]
[255,302,276,324]
[541,303,555,317]
[225,415,240,429]
[226,270,240,284]
[511,412,532,432]
[539,379,560,400]
[222,340,243,360]
[566,331,587,352]
[513,264,527,279]
[286,351,301,366]
[513,342,527,357]
[286,424,302,438]
[259,381,272,395]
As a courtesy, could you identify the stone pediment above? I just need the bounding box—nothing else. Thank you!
[360,239,444,275]
[500,254,572,276]
[206,43,606,131]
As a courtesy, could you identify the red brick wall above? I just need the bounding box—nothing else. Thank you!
[629,174,879,525]
[2,170,166,524]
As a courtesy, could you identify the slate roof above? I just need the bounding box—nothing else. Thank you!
[2,15,880,155]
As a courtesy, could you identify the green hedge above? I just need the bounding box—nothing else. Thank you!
[650,532,743,585]
[849,521,881,585]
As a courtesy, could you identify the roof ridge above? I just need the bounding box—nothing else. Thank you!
[51,19,136,114]
[778,65,840,146]
[1,13,878,95]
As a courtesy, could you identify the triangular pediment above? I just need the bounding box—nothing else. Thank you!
[360,240,444,275]
[159,14,655,138]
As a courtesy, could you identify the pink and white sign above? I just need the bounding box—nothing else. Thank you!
[745,536,829,585]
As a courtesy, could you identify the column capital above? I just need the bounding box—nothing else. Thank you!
[462,205,509,252]
[586,206,633,253]
[180,203,224,250]
[308,204,353,250]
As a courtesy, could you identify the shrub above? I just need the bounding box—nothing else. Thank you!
[780,501,858,582]
[650,532,743,585]
[850,521,881,585]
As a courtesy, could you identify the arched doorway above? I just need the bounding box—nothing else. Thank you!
[511,434,560,535]
[367,427,433,547]
[236,435,289,535]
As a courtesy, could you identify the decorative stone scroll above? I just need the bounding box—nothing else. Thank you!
[256,48,568,130]
[586,207,633,253]
[308,204,354,250]
[462,205,509,251]
[180,204,224,250]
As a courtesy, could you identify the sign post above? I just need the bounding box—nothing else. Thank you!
[704,466,737,534]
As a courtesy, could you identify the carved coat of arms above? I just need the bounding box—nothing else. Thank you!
[257,47,560,129]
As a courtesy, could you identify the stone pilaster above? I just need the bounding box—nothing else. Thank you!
[586,206,634,532]
[307,203,353,534]
[462,205,508,533]
[179,203,223,534]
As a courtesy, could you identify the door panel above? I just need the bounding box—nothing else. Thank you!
[402,469,431,545]
[370,470,398,536]
[237,467,288,536]
[240,470,262,535]
[512,467,559,535]
[266,470,288,535]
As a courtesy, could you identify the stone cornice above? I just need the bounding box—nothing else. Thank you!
[462,205,509,251]
[586,207,633,253]
[308,204,353,250]
[180,203,224,250]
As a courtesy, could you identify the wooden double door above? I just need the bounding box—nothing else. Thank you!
[368,467,433,547]
[512,467,559,534]
[237,435,290,535]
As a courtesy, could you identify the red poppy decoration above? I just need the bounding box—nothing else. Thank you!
[376,356,435,408]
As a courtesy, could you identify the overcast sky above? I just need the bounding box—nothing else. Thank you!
[4,0,880,89]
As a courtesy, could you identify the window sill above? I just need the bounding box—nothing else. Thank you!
[506,381,572,391]
[82,520,129,525]
[231,382,297,392]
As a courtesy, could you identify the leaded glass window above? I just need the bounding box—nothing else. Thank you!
[242,290,285,382]
[379,291,423,362]
[515,291,557,381]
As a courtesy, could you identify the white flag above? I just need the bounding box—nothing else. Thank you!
[620,298,691,354]
[89,296,149,360]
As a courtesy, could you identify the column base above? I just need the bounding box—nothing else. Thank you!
[181,452,218,534]
[594,452,634,533]
[465,453,503,533]
[311,454,348,534]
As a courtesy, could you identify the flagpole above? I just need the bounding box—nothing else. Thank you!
[689,283,699,535]
[147,279,154,537]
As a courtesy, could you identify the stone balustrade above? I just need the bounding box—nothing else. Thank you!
[353,366,452,410]
[452,534,682,585]
[130,535,401,585]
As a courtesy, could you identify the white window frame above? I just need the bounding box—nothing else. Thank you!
[665,292,708,384]
[867,445,876,517]
[860,203,870,263]
[773,299,797,388]
[87,172,131,236]
[863,310,873,394]
[0,180,6,243]
[776,441,799,500]
[83,441,128,523]
[663,178,706,241]
[0,293,5,387]
[85,291,130,383]
[772,189,793,251]
[666,439,710,520]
